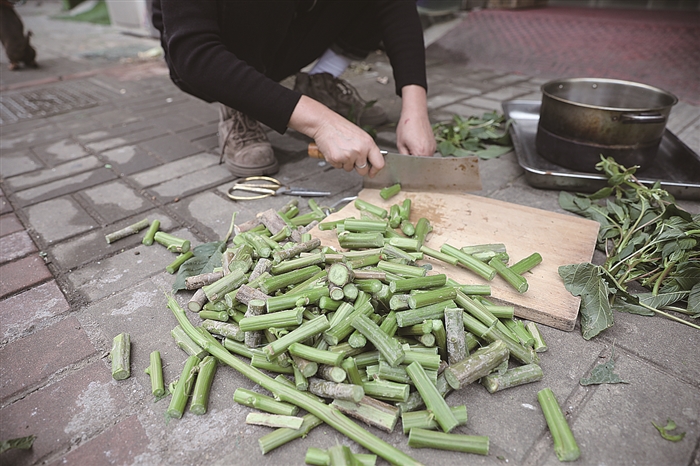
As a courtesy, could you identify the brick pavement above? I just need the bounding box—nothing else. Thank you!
[0,2,699,466]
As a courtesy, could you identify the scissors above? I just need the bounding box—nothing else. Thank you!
[227,176,331,200]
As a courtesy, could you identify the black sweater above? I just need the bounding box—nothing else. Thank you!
[152,0,427,134]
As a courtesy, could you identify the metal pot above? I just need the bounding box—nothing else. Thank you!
[536,78,678,172]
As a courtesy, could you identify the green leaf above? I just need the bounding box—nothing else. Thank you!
[474,144,512,160]
[0,435,36,454]
[580,348,627,385]
[172,241,226,292]
[559,263,614,339]
[652,419,686,442]
[437,140,456,156]
[689,283,700,315]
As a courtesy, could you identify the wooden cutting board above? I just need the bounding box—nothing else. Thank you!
[310,189,600,331]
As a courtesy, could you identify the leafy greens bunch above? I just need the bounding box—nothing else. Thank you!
[558,156,699,339]
[433,112,513,160]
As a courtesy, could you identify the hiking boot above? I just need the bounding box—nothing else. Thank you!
[218,105,279,177]
[294,72,388,127]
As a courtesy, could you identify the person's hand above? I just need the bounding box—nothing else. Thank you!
[288,95,384,177]
[396,85,436,156]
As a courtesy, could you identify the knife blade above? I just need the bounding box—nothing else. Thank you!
[307,143,481,193]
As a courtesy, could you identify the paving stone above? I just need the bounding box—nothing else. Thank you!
[76,180,156,224]
[0,127,70,152]
[130,153,219,189]
[0,196,11,215]
[66,229,196,301]
[489,73,532,86]
[0,361,128,466]
[0,230,37,264]
[25,197,98,246]
[427,92,472,111]
[540,356,700,466]
[83,127,170,153]
[76,120,158,143]
[598,308,700,385]
[0,213,24,237]
[177,123,219,150]
[0,150,43,178]
[5,156,102,192]
[0,280,70,344]
[267,131,310,154]
[31,138,89,166]
[100,144,161,176]
[147,164,235,204]
[481,85,538,102]
[0,316,96,402]
[76,276,190,396]
[50,415,149,466]
[139,133,204,162]
[168,191,258,241]
[49,209,178,271]
[460,95,504,112]
[149,110,208,133]
[0,254,53,299]
[14,167,117,207]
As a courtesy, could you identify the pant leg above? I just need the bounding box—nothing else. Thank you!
[267,1,382,81]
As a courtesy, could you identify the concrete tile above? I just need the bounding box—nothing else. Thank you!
[0,254,53,299]
[0,128,70,152]
[541,356,700,466]
[168,191,258,241]
[49,210,178,271]
[0,361,128,466]
[31,138,89,166]
[83,127,170,153]
[0,316,97,402]
[427,93,471,111]
[461,96,504,112]
[0,230,37,264]
[0,150,44,178]
[76,120,157,143]
[147,164,235,204]
[150,112,207,133]
[0,196,10,215]
[50,415,149,466]
[268,131,310,154]
[0,280,70,344]
[489,73,532,87]
[14,167,117,207]
[100,144,161,176]
[130,153,219,188]
[66,230,196,301]
[140,133,204,162]
[25,197,98,246]
[481,85,537,102]
[76,180,156,224]
[177,123,219,150]
[5,156,103,192]
[599,308,700,385]
[0,213,24,237]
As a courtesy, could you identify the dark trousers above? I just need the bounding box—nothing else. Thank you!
[265,1,383,82]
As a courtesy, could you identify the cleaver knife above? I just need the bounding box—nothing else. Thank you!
[308,143,482,193]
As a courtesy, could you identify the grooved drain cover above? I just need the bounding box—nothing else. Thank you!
[0,81,114,125]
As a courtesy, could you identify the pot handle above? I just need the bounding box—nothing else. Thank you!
[620,112,667,124]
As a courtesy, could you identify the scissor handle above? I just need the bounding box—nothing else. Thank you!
[227,176,280,200]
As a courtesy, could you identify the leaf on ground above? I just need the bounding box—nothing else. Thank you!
[172,241,226,292]
[580,348,628,386]
[475,144,512,160]
[689,283,700,317]
[652,419,686,442]
[559,263,614,340]
[614,291,688,316]
[0,435,36,454]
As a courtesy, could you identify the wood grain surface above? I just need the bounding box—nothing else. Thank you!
[310,189,600,331]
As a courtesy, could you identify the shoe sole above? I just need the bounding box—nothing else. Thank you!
[224,159,280,177]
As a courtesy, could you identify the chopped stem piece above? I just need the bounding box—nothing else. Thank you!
[526,322,548,352]
[332,396,400,433]
[537,388,581,462]
[308,378,364,403]
[406,362,458,433]
[444,340,510,390]
[246,412,304,429]
[190,355,217,414]
[167,355,200,419]
[489,255,529,293]
[258,414,323,454]
[105,218,150,244]
[509,252,543,275]
[144,350,165,397]
[142,219,160,245]
[351,313,405,367]
[482,364,543,393]
[407,428,489,455]
[154,231,190,253]
[401,405,468,434]
[110,333,131,380]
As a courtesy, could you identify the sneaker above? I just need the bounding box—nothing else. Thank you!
[294,72,388,127]
[218,105,279,177]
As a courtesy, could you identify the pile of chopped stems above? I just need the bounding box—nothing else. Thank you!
[162,196,559,464]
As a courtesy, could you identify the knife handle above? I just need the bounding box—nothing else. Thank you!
[308,143,324,159]
[307,143,387,160]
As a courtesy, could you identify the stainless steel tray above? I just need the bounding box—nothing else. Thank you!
[502,100,700,200]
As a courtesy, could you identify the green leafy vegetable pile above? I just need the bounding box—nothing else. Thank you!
[433,112,513,160]
[558,156,700,340]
